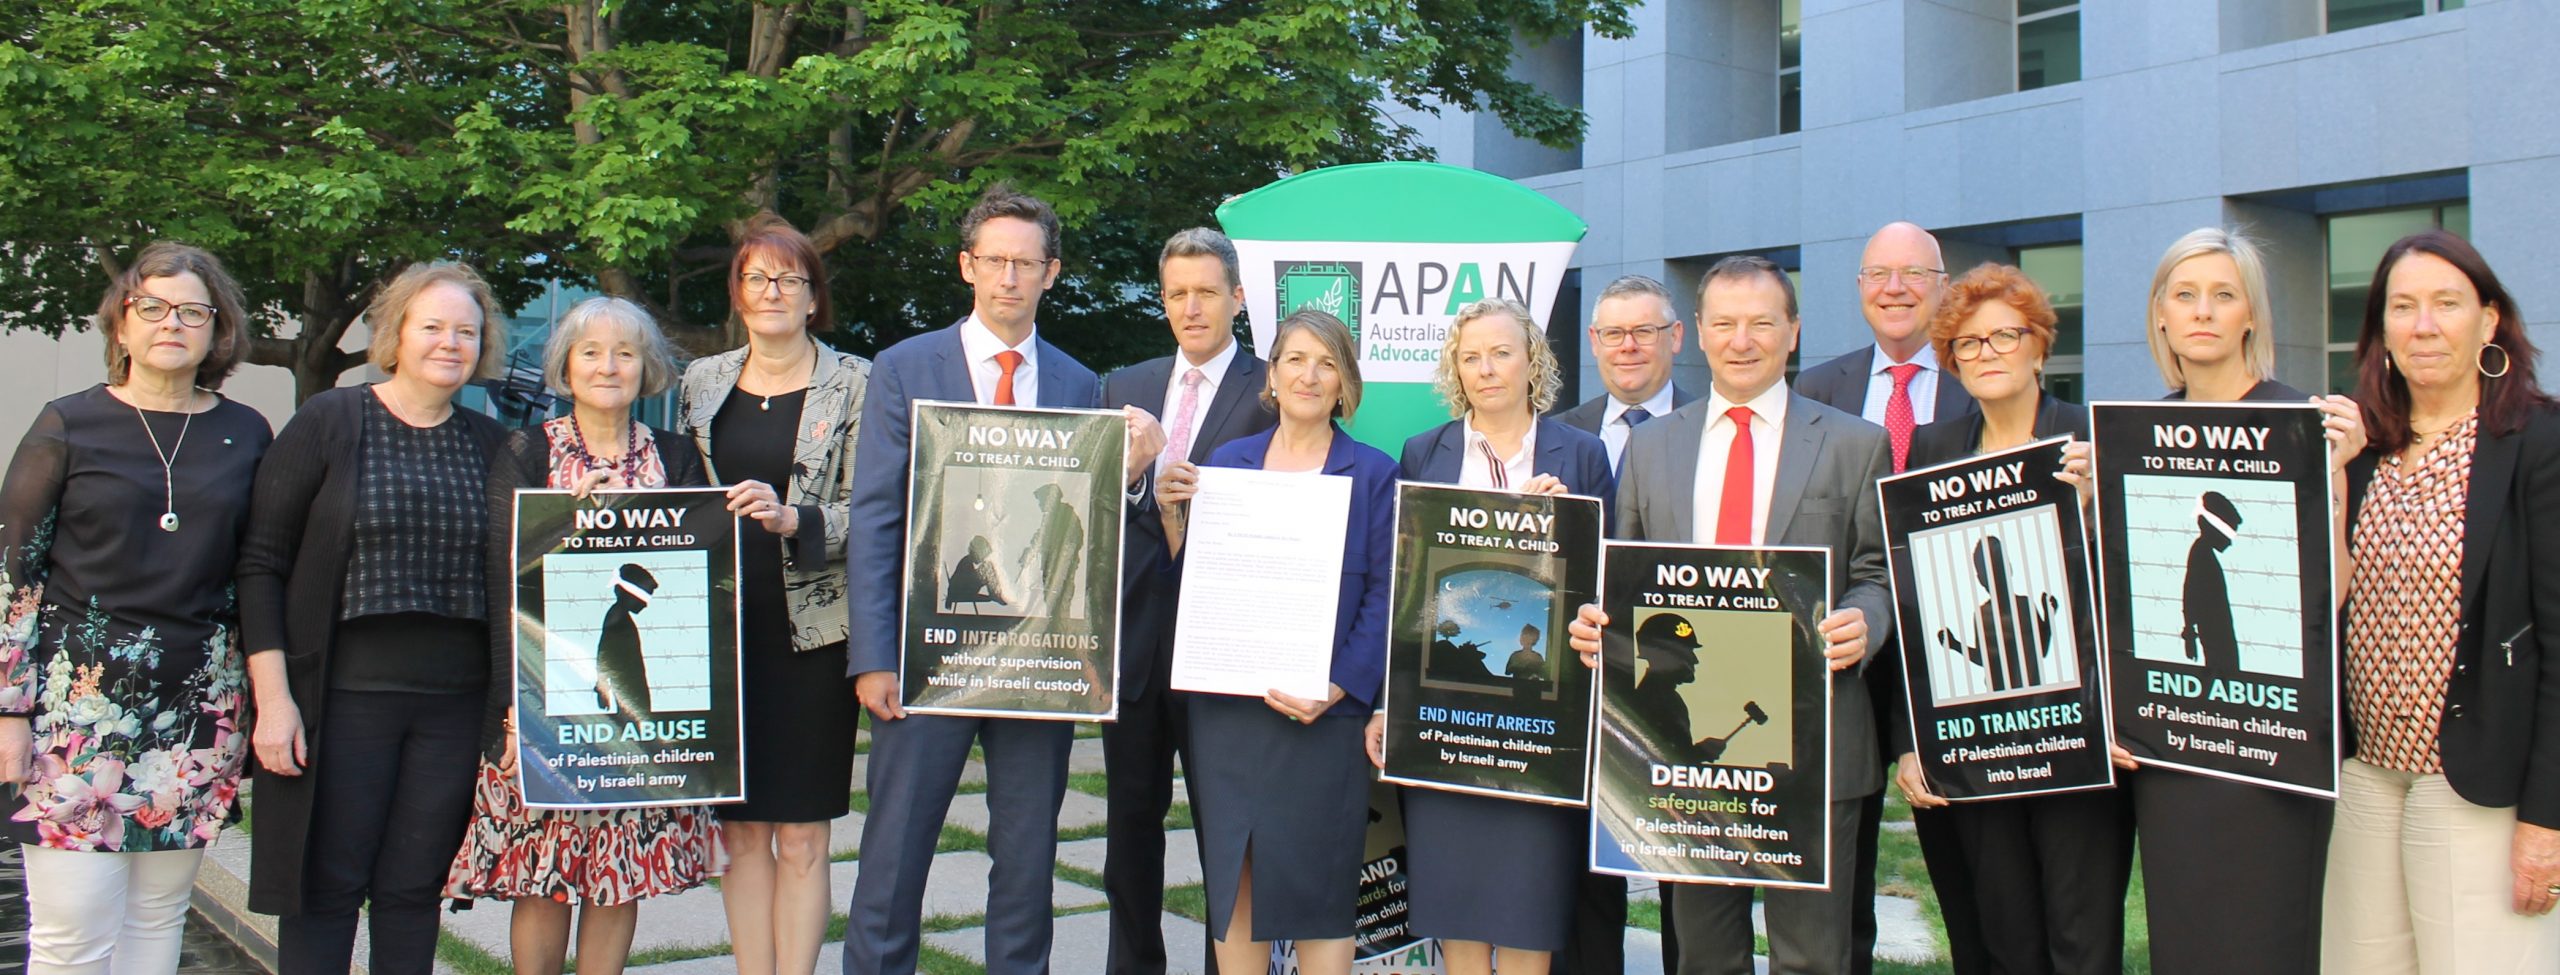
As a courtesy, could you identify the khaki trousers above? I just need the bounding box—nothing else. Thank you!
[2322,758,2560,973]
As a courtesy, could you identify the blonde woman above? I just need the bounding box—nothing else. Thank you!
[1364,298,1610,975]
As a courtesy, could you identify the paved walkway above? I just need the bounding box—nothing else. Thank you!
[192,726,1942,974]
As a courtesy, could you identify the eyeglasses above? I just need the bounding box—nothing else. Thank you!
[740,272,811,296]
[126,295,216,329]
[967,254,1052,277]
[1592,324,1673,348]
[1950,327,2029,361]
[1858,266,1945,287]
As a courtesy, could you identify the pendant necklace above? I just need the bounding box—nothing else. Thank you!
[133,396,195,532]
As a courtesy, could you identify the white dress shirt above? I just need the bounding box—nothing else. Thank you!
[1458,416,1538,490]
[1156,338,1240,476]
[1691,381,1792,546]
[1857,344,1946,426]
[1599,384,1679,468]
[959,314,1040,406]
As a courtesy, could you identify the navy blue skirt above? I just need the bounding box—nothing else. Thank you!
[1188,695,1369,942]
[1400,786,1583,951]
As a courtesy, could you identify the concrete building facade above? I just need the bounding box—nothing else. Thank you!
[1395,0,2558,404]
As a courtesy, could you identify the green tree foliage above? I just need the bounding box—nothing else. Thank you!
[0,1,1632,400]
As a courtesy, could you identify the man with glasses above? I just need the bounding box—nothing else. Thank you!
[843,187,1166,975]
[1793,221,1986,975]
[1555,275,1695,469]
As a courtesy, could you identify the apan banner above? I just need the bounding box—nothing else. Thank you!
[1218,162,1587,453]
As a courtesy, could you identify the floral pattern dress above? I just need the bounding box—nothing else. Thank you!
[443,416,721,906]
[0,386,271,851]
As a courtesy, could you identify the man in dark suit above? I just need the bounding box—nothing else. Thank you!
[1550,272,1691,975]
[1790,221,1986,975]
[1097,227,1275,975]
[1569,255,1895,975]
[843,188,1166,975]
[1553,274,1696,469]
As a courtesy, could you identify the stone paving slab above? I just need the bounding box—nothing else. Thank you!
[1068,735,1110,775]
[1053,830,1204,887]
[924,909,1207,972]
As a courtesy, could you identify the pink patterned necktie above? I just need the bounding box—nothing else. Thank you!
[1885,363,1921,473]
[1165,368,1205,465]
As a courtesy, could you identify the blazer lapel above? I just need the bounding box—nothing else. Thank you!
[1651,403,1710,543]
[1128,358,1174,416]
[1764,399,1826,542]
[931,326,977,404]
[1035,340,1082,408]
[785,350,847,494]
[2460,428,2522,603]
[1425,421,1467,482]
[1190,353,1261,462]
[1533,417,1572,481]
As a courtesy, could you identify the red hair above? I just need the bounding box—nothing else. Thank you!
[1928,262,2058,367]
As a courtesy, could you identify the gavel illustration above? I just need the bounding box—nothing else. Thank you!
[1696,701,1769,764]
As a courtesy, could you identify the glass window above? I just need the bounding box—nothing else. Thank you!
[2015,243,2085,401]
[2323,202,2469,394]
[2326,0,2462,33]
[1778,0,1802,134]
[2017,3,2080,91]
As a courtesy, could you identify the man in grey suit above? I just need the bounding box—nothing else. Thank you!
[1550,271,1695,975]
[1790,222,1986,975]
[843,188,1166,975]
[1569,255,1893,975]
[1097,227,1275,975]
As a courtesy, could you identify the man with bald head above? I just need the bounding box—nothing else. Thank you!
[1794,221,1985,975]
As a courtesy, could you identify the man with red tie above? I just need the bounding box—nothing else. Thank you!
[1570,255,1893,975]
[1790,221,1987,975]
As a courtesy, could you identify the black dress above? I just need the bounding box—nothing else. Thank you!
[711,386,858,823]
[2137,379,2331,974]
[0,386,271,851]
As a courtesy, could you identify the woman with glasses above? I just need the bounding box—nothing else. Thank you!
[0,243,268,974]
[1366,298,1611,975]
[1890,263,2129,974]
[443,296,720,975]
[673,214,869,975]
[239,261,513,975]
[2113,228,2362,975]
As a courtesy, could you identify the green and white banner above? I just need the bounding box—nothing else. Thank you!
[1218,162,1588,452]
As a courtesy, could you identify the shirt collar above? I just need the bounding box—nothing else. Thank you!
[1705,379,1791,430]
[1869,343,1942,376]
[1462,414,1538,465]
[960,313,1038,367]
[1603,383,1680,426]
[1176,338,1239,389]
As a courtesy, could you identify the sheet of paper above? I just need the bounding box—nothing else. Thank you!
[1170,466,1353,701]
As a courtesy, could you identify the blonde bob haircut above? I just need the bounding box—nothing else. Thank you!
[365,261,510,380]
[1432,297,1562,418]
[1261,308,1364,421]
[2145,228,2276,393]
[543,296,680,399]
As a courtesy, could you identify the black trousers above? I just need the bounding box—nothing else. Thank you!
[2134,769,2329,975]
[1553,871,1627,974]
[277,689,482,975]
[1098,688,1212,975]
[1949,789,2132,975]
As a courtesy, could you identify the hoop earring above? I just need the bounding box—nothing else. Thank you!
[2479,343,2512,379]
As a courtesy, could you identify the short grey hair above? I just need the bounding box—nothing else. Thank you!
[1595,274,1677,311]
[544,296,679,399]
[1159,227,1241,288]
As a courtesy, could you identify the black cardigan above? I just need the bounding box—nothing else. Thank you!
[478,424,708,758]
[234,385,509,915]
[2344,403,2560,829]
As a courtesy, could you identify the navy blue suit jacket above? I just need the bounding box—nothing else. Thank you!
[1396,416,1616,526]
[1196,424,1398,716]
[846,323,1102,676]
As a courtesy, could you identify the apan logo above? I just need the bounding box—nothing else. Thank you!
[1274,261,1361,341]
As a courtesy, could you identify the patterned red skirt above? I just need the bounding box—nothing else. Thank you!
[444,759,724,907]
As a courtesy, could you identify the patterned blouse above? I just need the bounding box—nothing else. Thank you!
[343,392,490,621]
[2346,412,2478,775]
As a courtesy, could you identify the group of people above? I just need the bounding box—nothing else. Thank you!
[0,180,2550,975]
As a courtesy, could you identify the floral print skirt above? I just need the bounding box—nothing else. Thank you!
[443,759,722,907]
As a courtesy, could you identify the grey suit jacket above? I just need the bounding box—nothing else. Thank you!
[1794,345,1976,423]
[676,343,871,652]
[1614,390,1895,798]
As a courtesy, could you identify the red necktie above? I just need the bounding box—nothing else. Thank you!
[994,350,1023,406]
[1885,363,1921,473]
[1716,406,1755,545]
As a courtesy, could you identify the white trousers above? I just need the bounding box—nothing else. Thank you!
[22,846,207,975]
[2322,758,2560,973]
